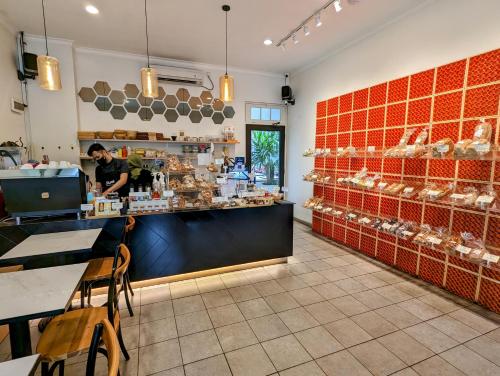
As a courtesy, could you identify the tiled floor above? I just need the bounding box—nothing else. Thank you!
[1,221,499,375]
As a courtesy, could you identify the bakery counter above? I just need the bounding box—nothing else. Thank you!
[127,201,294,281]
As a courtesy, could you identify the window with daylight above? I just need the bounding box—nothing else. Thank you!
[245,103,287,125]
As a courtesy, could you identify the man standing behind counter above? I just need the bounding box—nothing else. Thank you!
[87,143,129,198]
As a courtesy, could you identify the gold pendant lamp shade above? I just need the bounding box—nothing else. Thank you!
[140,0,159,98]
[38,0,62,91]
[141,67,159,98]
[220,74,234,102]
[37,55,62,91]
[219,5,234,102]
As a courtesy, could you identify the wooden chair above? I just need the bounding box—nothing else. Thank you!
[36,244,131,376]
[81,217,135,316]
[0,265,23,343]
[86,319,120,376]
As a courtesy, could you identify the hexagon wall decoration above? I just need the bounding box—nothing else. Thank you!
[188,97,202,110]
[177,102,190,116]
[79,87,96,102]
[200,90,213,104]
[223,106,235,119]
[189,110,202,123]
[138,107,154,121]
[109,90,125,105]
[124,84,139,98]
[201,105,214,118]
[212,98,224,111]
[176,88,190,102]
[94,81,111,96]
[165,109,179,122]
[151,100,166,115]
[137,93,153,107]
[95,97,112,111]
[212,112,224,124]
[124,98,140,113]
[164,95,178,108]
[110,106,127,120]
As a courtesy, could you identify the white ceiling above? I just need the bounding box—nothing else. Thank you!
[0,0,426,74]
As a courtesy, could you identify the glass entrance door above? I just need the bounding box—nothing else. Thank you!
[246,125,285,192]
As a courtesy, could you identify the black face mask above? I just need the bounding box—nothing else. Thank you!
[96,157,108,166]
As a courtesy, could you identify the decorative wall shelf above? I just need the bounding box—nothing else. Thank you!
[78,138,239,145]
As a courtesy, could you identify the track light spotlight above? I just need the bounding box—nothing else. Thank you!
[334,0,342,13]
[303,25,310,36]
[292,33,299,44]
[314,13,322,27]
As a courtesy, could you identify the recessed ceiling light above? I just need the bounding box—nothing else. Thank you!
[263,39,273,46]
[85,4,99,15]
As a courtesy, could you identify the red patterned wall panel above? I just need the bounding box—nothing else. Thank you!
[312,48,500,313]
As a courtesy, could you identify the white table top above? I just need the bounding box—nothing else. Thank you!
[0,354,40,376]
[0,263,88,323]
[0,228,102,260]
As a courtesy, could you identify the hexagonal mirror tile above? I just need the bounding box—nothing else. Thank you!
[176,88,190,102]
[157,86,166,100]
[189,110,202,123]
[223,106,235,119]
[137,93,153,107]
[164,95,178,108]
[94,81,111,96]
[110,106,127,120]
[95,97,112,111]
[138,107,154,121]
[124,98,140,113]
[124,83,140,98]
[79,87,96,103]
[201,105,214,117]
[177,102,190,116]
[165,109,179,122]
[212,112,224,124]
[212,98,224,111]
[200,90,213,104]
[188,97,202,110]
[109,90,125,105]
[151,100,166,115]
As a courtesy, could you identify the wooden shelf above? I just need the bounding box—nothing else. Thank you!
[78,138,239,145]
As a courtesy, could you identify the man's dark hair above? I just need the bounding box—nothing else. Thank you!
[87,143,106,157]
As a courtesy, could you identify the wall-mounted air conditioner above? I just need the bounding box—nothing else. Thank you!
[151,65,205,87]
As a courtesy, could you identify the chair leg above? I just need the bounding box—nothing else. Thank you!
[126,272,134,296]
[117,325,130,361]
[123,278,134,317]
[41,362,49,376]
[87,284,93,307]
[80,281,86,309]
[57,360,65,376]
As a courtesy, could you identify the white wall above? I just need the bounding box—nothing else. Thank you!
[287,0,500,223]
[0,22,24,143]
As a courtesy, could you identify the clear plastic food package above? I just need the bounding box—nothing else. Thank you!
[475,186,497,210]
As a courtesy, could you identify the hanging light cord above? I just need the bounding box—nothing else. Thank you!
[41,0,49,55]
[144,0,150,68]
[225,8,228,75]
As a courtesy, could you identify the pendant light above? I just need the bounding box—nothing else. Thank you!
[219,5,234,102]
[37,0,62,91]
[140,0,159,98]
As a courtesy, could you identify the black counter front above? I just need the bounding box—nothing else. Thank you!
[0,202,294,282]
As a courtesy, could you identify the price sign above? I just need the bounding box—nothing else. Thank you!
[81,204,94,211]
[377,182,388,189]
[456,245,472,255]
[381,223,392,230]
[402,231,415,237]
[281,186,289,192]
[450,193,465,200]
[367,146,375,153]
[212,196,228,203]
[163,190,174,197]
[347,213,357,219]
[403,187,415,194]
[216,177,227,185]
[437,144,449,153]
[476,195,494,204]
[337,147,344,154]
[324,148,331,154]
[482,253,500,263]
[111,202,123,210]
[405,145,416,156]
[427,236,442,245]
[359,217,371,224]
[215,158,224,165]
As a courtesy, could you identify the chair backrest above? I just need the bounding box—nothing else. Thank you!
[86,319,120,376]
[0,265,23,273]
[125,216,135,233]
[106,244,131,323]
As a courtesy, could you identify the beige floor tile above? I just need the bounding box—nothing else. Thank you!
[353,274,388,289]
[278,307,320,332]
[220,273,250,288]
[465,334,500,366]
[378,331,434,365]
[248,314,291,342]
[287,262,314,275]
[448,308,499,334]
[264,292,300,312]
[175,310,213,336]
[393,281,430,298]
[334,278,368,294]
[276,276,308,291]
[403,322,459,353]
[391,368,419,376]
[173,295,205,316]
[226,344,276,376]
[195,275,225,293]
[316,350,371,376]
[312,282,349,300]
[66,348,139,376]
[351,311,398,338]
[323,256,351,267]
[170,280,199,299]
[374,305,422,329]
[304,259,332,272]
[207,304,245,328]
[329,295,370,316]
[179,329,222,364]
[243,267,274,283]
[140,284,170,305]
[139,317,177,347]
[228,285,261,302]
[120,308,140,328]
[138,339,182,376]
[295,326,344,359]
[152,366,185,376]
[289,287,324,305]
[336,265,367,277]
[372,270,407,284]
[298,271,329,286]
[201,289,234,308]
[318,268,349,282]
[262,334,312,371]
[428,315,481,343]
[253,280,285,296]
[323,318,373,347]
[417,294,461,313]
[238,298,273,319]
[349,340,406,376]
[140,300,174,323]
[278,361,326,376]
[215,321,259,352]
[411,355,466,376]
[374,285,413,303]
[397,299,443,320]
[184,354,231,376]
[304,301,345,324]
[351,290,393,309]
[440,345,499,376]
